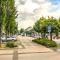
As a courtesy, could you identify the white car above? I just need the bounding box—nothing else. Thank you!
[1,36,17,42]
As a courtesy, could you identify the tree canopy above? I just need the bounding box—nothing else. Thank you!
[0,0,18,45]
[33,16,60,38]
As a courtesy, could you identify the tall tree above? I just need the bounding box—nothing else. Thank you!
[4,0,17,40]
[33,16,59,40]
[0,0,5,46]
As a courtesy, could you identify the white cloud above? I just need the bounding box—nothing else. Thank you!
[15,0,60,30]
[32,0,47,4]
[16,0,39,13]
[20,19,35,29]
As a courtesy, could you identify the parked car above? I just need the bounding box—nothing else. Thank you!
[1,35,17,42]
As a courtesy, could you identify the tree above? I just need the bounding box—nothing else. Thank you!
[33,17,47,38]
[4,0,17,40]
[20,28,24,34]
[0,0,17,46]
[0,0,5,46]
[33,16,59,40]
[47,16,59,40]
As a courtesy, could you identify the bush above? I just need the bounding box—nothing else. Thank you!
[32,38,57,47]
[6,42,17,48]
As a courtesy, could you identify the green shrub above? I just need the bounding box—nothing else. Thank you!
[47,41,57,47]
[6,42,17,48]
[32,38,57,47]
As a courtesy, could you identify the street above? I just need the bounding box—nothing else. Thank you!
[17,36,53,54]
[0,35,60,60]
[0,52,60,60]
[19,52,60,60]
[0,55,13,60]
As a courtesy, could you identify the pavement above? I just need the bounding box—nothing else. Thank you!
[0,36,60,60]
[19,52,60,60]
[0,35,53,55]
[0,52,60,60]
[0,49,13,55]
[17,36,53,54]
[53,38,60,44]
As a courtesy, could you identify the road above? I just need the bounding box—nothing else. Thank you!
[0,55,13,60]
[0,52,60,60]
[19,52,60,60]
[17,36,35,48]
[17,36,52,50]
[53,38,60,44]
[16,36,53,53]
[0,35,60,60]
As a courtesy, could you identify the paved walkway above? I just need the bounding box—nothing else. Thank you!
[17,36,53,53]
[19,52,60,60]
[0,36,60,60]
[0,35,53,55]
[0,50,13,55]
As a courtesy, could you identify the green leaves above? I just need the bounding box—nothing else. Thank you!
[34,16,60,34]
[3,0,17,35]
[0,0,17,36]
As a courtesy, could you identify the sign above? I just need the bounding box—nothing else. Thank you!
[47,25,51,32]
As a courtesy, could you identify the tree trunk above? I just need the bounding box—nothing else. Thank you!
[50,32,52,40]
[41,33,46,38]
[56,32,59,39]
[5,31,7,42]
[0,28,2,47]
[44,32,46,38]
[41,33,44,38]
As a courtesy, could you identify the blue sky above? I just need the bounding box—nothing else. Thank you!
[49,0,60,5]
[49,0,60,12]
[15,0,60,29]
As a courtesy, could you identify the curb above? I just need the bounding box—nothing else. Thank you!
[18,51,52,54]
[0,47,25,50]
[0,51,53,55]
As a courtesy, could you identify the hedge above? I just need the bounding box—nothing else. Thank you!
[32,38,57,47]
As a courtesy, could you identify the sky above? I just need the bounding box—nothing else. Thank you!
[15,0,60,30]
